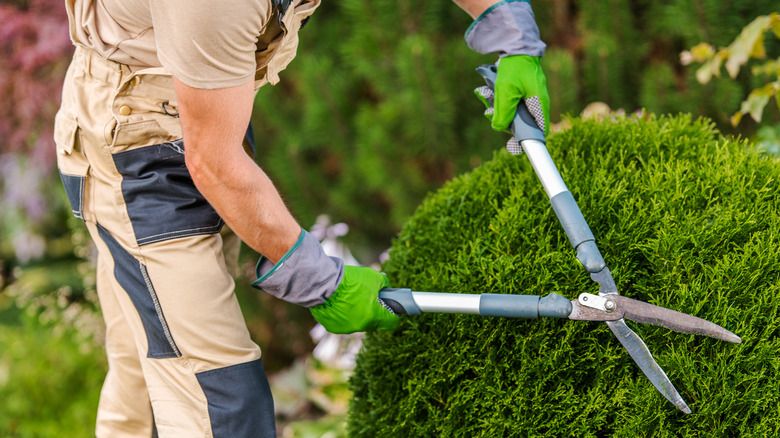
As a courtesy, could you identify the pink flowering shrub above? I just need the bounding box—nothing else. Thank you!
[0,0,71,164]
[0,0,72,261]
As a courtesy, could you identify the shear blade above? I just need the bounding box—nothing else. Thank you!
[607,319,692,414]
[615,296,741,344]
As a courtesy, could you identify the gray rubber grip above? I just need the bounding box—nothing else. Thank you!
[550,191,606,273]
[511,104,546,143]
[550,191,595,247]
[378,288,421,316]
[576,241,606,273]
[479,294,540,318]
[538,293,573,318]
[479,293,571,319]
[476,64,546,143]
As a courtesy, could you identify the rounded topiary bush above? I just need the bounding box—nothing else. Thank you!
[349,115,780,436]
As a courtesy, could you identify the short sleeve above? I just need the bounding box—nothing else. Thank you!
[150,0,271,89]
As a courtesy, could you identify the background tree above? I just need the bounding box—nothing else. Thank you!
[254,0,780,256]
[683,13,780,127]
[0,0,71,263]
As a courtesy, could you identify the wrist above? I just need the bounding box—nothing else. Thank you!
[262,220,304,263]
[465,0,546,57]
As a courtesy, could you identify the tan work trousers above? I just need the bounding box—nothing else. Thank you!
[54,47,275,437]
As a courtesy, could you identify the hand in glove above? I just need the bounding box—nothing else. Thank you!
[252,231,399,334]
[310,265,399,334]
[466,1,550,135]
[475,55,550,135]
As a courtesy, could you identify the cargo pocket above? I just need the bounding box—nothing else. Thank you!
[109,69,182,153]
[112,139,223,246]
[54,112,90,220]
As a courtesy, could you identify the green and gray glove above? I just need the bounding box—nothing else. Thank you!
[310,265,398,334]
[252,230,399,334]
[466,0,550,136]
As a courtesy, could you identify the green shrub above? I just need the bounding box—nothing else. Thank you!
[349,115,780,436]
[0,315,105,437]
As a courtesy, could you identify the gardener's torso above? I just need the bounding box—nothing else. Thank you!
[64,0,319,88]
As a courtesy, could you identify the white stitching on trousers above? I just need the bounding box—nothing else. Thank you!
[139,262,181,357]
[136,219,224,245]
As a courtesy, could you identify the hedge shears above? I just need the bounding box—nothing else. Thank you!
[378,63,741,414]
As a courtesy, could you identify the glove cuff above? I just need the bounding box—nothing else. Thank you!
[252,230,344,307]
[465,0,546,57]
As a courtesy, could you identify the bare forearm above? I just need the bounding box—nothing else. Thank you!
[175,79,300,263]
[453,0,500,18]
[187,149,300,263]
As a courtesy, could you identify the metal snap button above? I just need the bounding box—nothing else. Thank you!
[118,105,132,116]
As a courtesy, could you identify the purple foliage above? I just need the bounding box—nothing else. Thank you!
[0,154,47,220]
[0,0,72,167]
[0,0,72,262]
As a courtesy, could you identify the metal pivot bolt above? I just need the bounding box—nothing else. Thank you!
[578,293,615,312]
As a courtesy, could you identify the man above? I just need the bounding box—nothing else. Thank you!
[54,0,549,436]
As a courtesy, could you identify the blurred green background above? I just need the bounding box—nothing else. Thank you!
[1,0,778,436]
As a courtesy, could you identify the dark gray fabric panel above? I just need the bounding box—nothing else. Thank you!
[112,140,222,245]
[196,359,276,438]
[96,223,180,358]
[59,172,85,219]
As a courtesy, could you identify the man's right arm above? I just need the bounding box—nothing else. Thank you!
[174,77,398,331]
[159,0,399,331]
[173,78,301,264]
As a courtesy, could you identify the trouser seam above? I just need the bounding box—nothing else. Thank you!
[176,357,213,437]
[139,262,181,357]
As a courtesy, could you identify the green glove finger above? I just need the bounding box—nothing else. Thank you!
[474,86,492,109]
[491,78,523,133]
[491,55,551,135]
[310,265,400,334]
[474,86,496,123]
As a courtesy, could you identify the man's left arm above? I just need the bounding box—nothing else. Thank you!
[452,0,551,135]
[452,0,497,18]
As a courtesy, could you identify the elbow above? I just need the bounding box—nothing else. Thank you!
[184,143,218,189]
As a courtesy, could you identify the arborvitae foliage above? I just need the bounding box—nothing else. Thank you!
[349,115,780,436]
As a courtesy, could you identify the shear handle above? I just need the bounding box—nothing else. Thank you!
[378,288,572,319]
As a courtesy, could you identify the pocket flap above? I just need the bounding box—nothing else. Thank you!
[54,112,79,156]
[111,117,182,150]
[54,112,89,177]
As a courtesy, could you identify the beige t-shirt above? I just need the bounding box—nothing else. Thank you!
[65,0,302,89]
